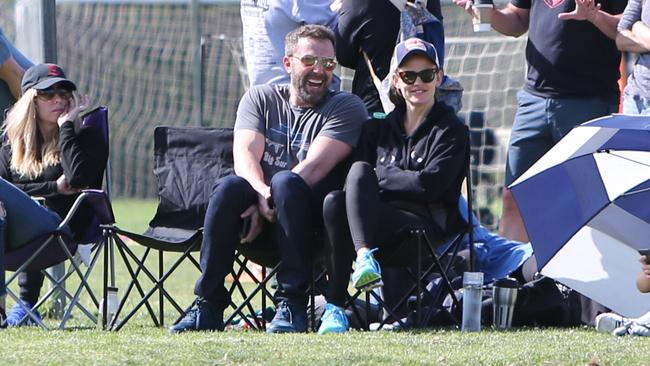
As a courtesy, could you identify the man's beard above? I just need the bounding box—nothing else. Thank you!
[292,71,330,106]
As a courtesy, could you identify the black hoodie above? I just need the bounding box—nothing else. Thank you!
[356,101,469,234]
[0,121,108,239]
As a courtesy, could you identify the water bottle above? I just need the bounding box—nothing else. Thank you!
[98,286,118,329]
[492,277,519,330]
[461,271,483,332]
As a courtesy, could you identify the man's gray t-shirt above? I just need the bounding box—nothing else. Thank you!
[235,83,368,183]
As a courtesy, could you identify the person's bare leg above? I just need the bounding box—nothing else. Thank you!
[498,189,529,243]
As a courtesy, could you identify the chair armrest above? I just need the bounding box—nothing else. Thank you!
[57,189,115,229]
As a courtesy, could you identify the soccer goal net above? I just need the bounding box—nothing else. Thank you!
[0,0,527,229]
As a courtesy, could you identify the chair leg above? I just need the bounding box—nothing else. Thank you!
[310,265,316,332]
[159,250,164,327]
[223,264,280,329]
[415,231,464,327]
[115,245,194,329]
[59,238,106,328]
[102,228,110,329]
[261,266,267,330]
[417,230,423,327]
[111,240,160,330]
[227,256,266,328]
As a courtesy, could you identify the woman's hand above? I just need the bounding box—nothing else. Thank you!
[57,94,91,127]
[56,175,84,195]
[257,187,276,222]
[240,204,264,244]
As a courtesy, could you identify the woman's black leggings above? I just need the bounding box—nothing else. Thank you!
[322,161,440,307]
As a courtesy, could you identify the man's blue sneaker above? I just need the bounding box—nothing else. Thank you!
[6,301,41,327]
[352,248,383,291]
[317,303,349,334]
[266,300,307,333]
[168,297,224,334]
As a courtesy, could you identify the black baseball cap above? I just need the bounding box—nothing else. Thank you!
[21,63,77,94]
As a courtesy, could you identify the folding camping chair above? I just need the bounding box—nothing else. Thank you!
[106,126,278,331]
[345,141,474,330]
[3,106,115,329]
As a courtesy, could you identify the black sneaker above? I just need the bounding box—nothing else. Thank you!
[266,300,307,333]
[168,297,224,334]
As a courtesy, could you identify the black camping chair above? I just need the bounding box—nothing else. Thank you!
[107,126,279,331]
[345,140,474,330]
[3,106,115,329]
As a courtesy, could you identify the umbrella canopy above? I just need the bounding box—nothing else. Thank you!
[510,114,650,317]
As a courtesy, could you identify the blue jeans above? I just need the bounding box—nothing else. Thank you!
[622,93,650,115]
[505,90,618,185]
[0,178,63,299]
[194,170,338,308]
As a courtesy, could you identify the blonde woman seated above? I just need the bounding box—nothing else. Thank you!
[318,38,469,334]
[0,64,107,327]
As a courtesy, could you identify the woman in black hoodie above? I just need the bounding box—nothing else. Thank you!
[0,64,107,327]
[318,38,469,334]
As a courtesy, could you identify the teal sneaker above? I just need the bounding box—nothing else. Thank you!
[351,248,383,291]
[318,303,349,334]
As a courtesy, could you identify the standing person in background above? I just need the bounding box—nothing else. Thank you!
[334,0,443,115]
[240,0,340,88]
[616,0,650,114]
[0,63,107,327]
[0,27,32,115]
[453,0,624,244]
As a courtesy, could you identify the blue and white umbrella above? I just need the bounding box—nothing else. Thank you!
[510,114,650,317]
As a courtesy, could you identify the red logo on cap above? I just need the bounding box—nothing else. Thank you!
[47,64,61,76]
[404,38,426,51]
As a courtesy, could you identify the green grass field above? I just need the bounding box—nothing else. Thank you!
[1,199,649,365]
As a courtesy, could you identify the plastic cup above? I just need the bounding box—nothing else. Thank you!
[472,1,493,33]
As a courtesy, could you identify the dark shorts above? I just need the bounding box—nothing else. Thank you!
[505,90,618,186]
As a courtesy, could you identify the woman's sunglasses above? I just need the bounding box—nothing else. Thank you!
[36,89,73,101]
[291,55,337,71]
[397,68,439,85]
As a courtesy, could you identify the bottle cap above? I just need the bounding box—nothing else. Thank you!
[463,271,484,285]
[494,277,518,288]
